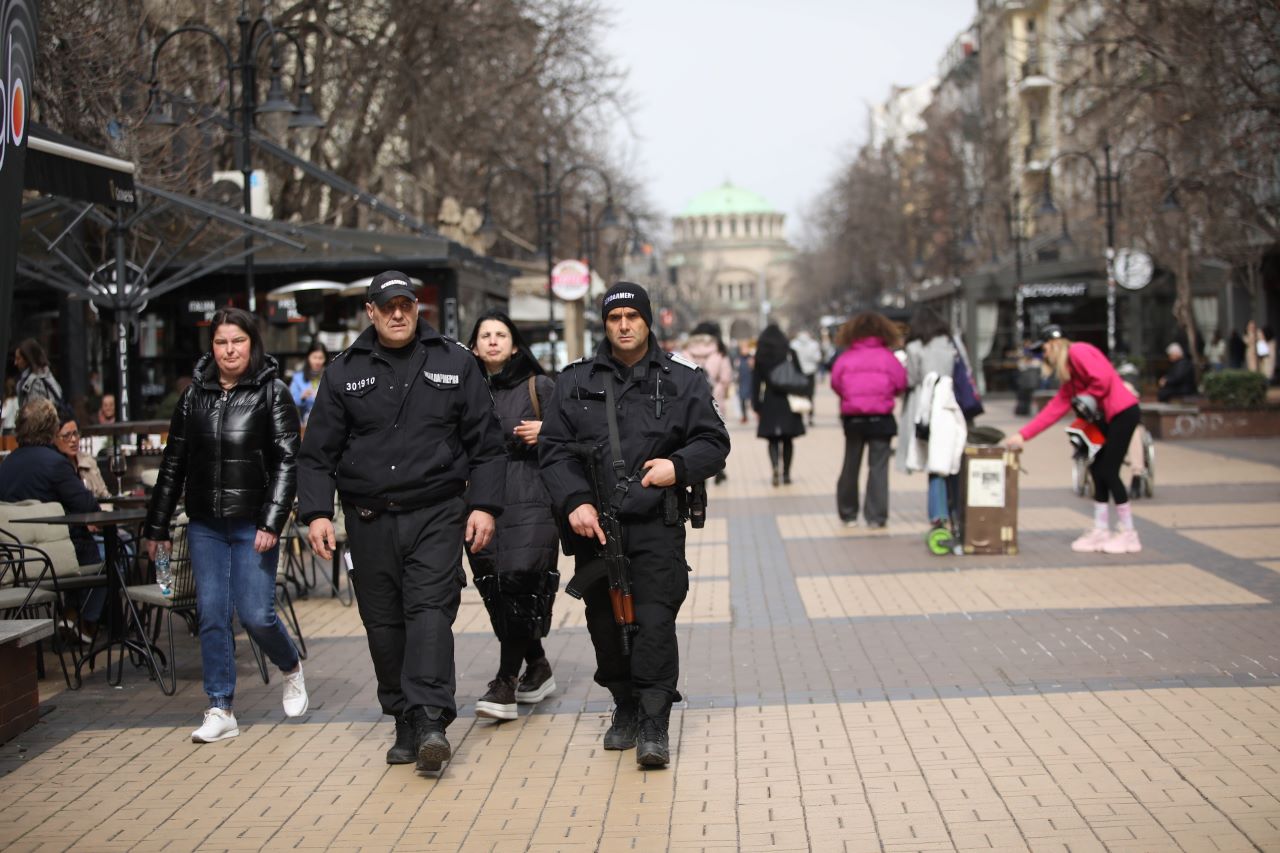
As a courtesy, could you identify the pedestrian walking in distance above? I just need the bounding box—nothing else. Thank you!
[297,270,506,774]
[143,307,307,743]
[539,282,730,768]
[465,309,560,721]
[680,321,734,483]
[830,313,907,528]
[1005,324,1143,554]
[752,324,806,486]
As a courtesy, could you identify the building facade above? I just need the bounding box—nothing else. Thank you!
[669,182,793,341]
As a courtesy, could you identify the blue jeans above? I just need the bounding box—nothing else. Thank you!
[188,518,299,710]
[927,475,950,524]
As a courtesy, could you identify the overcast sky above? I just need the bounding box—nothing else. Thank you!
[602,0,975,242]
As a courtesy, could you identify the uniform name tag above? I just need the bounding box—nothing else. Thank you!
[346,376,377,391]
[424,371,460,385]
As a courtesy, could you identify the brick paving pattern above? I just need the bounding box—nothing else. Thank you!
[2,388,1278,851]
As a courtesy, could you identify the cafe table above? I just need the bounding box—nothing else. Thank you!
[19,508,165,690]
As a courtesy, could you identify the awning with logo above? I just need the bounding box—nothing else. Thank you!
[23,123,136,208]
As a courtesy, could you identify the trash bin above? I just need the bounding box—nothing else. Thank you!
[958,445,1021,555]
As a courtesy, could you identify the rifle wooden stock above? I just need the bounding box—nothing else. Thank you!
[568,443,638,654]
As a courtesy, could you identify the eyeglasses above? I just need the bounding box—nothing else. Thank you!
[57,429,80,440]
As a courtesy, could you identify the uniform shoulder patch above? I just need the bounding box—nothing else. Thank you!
[666,352,701,371]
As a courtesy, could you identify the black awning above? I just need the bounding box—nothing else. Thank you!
[24,123,136,208]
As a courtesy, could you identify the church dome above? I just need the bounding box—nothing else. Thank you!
[679,181,776,218]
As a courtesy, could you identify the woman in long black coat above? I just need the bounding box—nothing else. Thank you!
[465,309,560,721]
[752,323,807,486]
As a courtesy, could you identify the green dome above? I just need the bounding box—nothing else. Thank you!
[680,182,776,217]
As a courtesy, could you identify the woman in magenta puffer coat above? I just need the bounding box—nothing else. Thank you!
[830,313,907,527]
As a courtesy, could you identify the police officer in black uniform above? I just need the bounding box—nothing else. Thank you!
[297,270,505,774]
[539,282,730,768]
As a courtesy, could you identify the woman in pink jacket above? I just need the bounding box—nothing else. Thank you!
[830,313,908,527]
[1006,325,1142,553]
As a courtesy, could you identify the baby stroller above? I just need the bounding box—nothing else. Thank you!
[1066,393,1155,499]
[926,425,1006,556]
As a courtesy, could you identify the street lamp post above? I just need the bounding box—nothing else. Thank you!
[144,1,323,315]
[477,159,623,370]
[1008,189,1028,345]
[1039,143,1176,357]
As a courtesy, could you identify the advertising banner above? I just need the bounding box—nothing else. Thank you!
[0,0,38,391]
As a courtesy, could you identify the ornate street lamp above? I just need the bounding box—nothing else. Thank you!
[478,159,622,370]
[1038,143,1177,356]
[144,1,323,314]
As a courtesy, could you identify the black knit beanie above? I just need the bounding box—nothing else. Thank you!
[600,282,653,327]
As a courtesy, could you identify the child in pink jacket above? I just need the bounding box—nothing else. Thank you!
[1007,325,1142,553]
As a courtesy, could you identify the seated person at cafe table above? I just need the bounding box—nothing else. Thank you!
[54,406,111,499]
[143,307,309,744]
[0,398,106,636]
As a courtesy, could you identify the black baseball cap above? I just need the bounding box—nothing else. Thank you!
[1028,323,1065,354]
[366,270,417,306]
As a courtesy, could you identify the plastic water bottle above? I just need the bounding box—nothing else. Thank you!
[155,542,173,597]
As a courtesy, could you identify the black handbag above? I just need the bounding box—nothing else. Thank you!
[767,359,809,395]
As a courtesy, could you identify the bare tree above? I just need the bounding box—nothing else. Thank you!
[33,0,641,246]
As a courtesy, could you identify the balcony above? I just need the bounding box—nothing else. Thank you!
[1024,143,1050,172]
[1019,56,1052,94]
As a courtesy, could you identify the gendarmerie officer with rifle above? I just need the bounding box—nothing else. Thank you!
[297,270,506,775]
[539,283,730,768]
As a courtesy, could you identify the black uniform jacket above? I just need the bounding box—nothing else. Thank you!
[144,354,300,540]
[539,335,731,520]
[296,322,506,523]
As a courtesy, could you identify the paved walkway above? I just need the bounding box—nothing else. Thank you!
[3,388,1279,852]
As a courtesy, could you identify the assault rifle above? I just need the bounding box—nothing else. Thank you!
[564,443,638,655]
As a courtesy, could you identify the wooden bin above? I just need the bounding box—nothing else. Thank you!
[958,446,1021,556]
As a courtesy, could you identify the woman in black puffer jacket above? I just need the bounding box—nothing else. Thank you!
[144,308,306,744]
[464,309,560,721]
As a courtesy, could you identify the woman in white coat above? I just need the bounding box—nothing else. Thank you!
[902,308,967,528]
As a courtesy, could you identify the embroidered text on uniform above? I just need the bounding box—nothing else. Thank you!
[424,371,460,385]
[346,377,377,391]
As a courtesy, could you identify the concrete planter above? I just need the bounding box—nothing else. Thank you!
[1141,404,1280,440]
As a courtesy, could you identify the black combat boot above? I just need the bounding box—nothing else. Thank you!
[603,696,639,750]
[408,706,451,772]
[635,694,671,768]
[386,714,415,765]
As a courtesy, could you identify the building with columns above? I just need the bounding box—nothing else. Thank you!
[669,181,794,341]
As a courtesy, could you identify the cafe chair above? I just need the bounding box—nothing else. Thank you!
[291,504,353,606]
[0,500,110,667]
[0,533,73,686]
[123,520,196,696]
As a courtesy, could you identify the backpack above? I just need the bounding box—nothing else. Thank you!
[951,346,984,420]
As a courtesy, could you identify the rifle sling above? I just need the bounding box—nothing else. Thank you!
[602,373,630,515]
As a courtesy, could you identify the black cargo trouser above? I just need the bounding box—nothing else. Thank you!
[343,496,466,724]
[577,518,689,713]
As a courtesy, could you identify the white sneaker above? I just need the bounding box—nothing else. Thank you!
[282,665,309,717]
[191,708,239,743]
[1071,527,1111,553]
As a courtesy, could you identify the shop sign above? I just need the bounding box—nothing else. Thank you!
[550,259,590,301]
[267,296,306,326]
[184,298,220,326]
[1019,282,1088,299]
